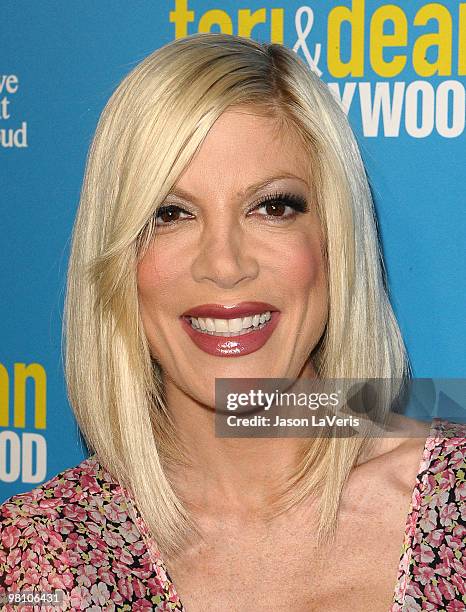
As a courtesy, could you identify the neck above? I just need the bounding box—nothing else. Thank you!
[163,378,311,519]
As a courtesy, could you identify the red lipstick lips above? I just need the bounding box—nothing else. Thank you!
[180,301,280,357]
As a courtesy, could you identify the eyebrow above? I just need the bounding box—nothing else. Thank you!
[166,173,309,203]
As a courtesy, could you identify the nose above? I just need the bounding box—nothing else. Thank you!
[191,222,259,289]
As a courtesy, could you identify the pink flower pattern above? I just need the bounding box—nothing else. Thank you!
[0,457,183,611]
[0,418,464,610]
[391,418,466,611]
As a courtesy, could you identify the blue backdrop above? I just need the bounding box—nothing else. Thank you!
[1,0,465,501]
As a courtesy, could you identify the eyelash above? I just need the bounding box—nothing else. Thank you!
[154,192,309,227]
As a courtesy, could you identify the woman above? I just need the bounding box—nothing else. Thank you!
[1,33,465,611]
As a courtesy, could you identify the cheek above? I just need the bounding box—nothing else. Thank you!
[136,246,187,361]
[137,244,182,310]
[270,233,326,293]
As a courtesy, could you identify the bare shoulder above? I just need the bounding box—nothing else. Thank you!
[348,416,429,500]
[356,414,430,467]
[353,416,466,496]
[387,414,466,460]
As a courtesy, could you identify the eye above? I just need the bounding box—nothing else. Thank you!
[248,192,309,221]
[154,205,193,226]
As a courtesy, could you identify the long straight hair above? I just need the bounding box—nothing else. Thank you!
[64,33,408,558]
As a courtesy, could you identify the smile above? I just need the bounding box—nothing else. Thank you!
[187,311,272,336]
[180,302,280,357]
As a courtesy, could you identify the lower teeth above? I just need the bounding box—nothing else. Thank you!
[191,320,269,336]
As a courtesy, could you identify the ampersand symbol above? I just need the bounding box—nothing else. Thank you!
[293,6,323,77]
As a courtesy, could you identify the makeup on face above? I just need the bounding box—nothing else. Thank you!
[137,109,328,406]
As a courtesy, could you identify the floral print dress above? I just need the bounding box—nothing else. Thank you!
[0,418,465,611]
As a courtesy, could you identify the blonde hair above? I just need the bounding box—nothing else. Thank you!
[64,33,408,558]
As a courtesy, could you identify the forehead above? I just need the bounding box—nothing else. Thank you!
[174,108,310,197]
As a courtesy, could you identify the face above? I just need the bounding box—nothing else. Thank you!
[137,108,328,408]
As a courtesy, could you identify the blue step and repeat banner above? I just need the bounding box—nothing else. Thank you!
[1,1,465,501]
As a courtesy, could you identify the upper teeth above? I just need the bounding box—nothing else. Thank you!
[189,311,272,334]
